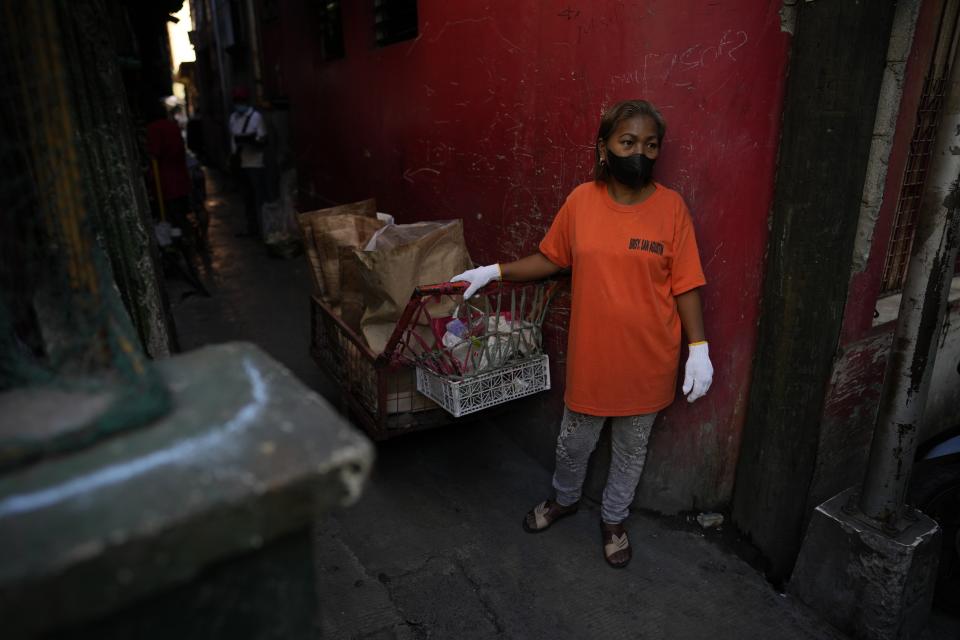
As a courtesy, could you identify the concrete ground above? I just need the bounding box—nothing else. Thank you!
[151,174,954,640]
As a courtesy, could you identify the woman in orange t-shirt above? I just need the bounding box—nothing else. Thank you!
[452,100,713,569]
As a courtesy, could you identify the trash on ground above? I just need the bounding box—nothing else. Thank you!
[696,512,724,529]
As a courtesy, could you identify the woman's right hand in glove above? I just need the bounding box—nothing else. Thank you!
[451,264,501,299]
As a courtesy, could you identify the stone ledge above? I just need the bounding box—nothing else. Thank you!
[790,486,941,639]
[0,342,373,637]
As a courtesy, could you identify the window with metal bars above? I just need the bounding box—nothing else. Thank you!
[317,1,345,61]
[879,1,960,294]
[879,73,947,294]
[374,0,418,47]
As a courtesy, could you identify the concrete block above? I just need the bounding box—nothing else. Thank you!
[790,487,941,639]
[0,342,373,637]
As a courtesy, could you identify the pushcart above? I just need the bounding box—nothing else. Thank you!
[309,280,557,441]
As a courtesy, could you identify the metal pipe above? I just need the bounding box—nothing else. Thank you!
[859,11,960,524]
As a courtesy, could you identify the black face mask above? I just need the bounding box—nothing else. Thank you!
[605,148,655,189]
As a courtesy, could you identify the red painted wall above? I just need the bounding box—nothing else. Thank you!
[277,1,791,511]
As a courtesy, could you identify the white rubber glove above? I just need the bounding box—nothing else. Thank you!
[682,342,713,403]
[451,264,501,300]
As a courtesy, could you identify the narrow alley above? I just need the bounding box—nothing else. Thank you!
[161,174,849,639]
[4,2,960,638]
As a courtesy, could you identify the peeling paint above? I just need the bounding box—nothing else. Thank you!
[909,211,957,393]
[779,2,798,35]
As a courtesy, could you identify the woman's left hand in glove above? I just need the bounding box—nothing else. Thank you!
[682,342,713,403]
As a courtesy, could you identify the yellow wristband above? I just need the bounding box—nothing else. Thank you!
[689,340,708,347]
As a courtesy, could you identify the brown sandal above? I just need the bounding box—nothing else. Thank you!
[601,522,631,568]
[522,499,579,533]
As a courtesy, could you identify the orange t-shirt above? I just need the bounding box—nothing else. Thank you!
[539,181,706,416]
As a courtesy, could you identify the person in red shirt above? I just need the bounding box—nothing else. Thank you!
[453,100,713,569]
[145,102,191,232]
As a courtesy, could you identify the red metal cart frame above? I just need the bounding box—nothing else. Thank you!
[309,280,557,440]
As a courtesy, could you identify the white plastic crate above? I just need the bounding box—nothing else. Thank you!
[415,354,551,418]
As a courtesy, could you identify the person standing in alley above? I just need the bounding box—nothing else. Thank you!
[229,85,268,238]
[452,99,713,569]
[146,101,191,235]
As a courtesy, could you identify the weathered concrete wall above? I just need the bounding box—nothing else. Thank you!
[276,0,791,512]
[839,0,942,345]
[812,300,960,516]
[811,0,960,517]
[808,330,893,513]
[60,0,174,358]
[731,0,899,581]
[849,0,924,275]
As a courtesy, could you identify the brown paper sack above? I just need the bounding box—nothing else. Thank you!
[355,220,473,355]
[296,199,377,295]
[311,214,385,304]
[339,246,365,334]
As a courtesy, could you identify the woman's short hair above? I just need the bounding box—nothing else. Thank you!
[594,100,666,182]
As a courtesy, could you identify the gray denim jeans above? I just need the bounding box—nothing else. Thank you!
[552,406,657,524]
